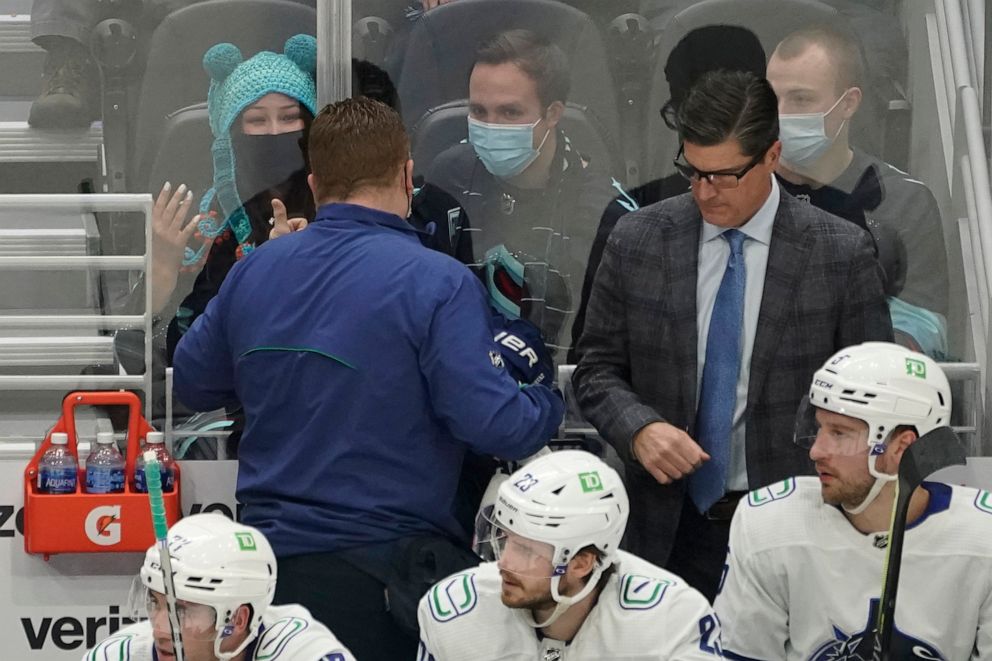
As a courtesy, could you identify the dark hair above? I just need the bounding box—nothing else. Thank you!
[308,96,409,202]
[774,25,865,93]
[676,69,779,158]
[662,25,767,128]
[352,58,400,111]
[473,29,570,107]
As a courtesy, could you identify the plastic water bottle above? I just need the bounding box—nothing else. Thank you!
[37,432,78,494]
[85,431,125,494]
[134,432,175,493]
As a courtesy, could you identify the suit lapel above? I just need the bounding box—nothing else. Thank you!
[747,192,814,411]
[663,202,701,426]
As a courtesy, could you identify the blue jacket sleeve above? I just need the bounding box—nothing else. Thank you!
[172,276,239,412]
[420,269,564,460]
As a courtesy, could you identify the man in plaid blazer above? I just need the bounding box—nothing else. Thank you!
[573,70,893,602]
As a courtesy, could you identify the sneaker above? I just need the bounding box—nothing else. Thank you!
[28,37,99,129]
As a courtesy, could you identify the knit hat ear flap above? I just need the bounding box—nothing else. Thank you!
[203,42,244,83]
[282,34,317,78]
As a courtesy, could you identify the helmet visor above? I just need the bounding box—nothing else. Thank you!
[794,398,870,456]
[127,577,218,641]
[474,509,558,579]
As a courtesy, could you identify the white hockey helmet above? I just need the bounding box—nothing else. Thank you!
[137,513,276,659]
[482,450,628,625]
[799,342,951,454]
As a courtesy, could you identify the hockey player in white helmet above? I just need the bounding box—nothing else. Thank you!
[82,513,354,661]
[417,450,723,659]
[715,342,992,659]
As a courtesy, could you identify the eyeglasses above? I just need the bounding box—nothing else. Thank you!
[673,144,768,189]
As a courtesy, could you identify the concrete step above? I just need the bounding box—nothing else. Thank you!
[0,100,102,162]
[0,14,44,99]
[0,100,102,193]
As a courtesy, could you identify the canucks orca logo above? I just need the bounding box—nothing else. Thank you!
[808,599,945,660]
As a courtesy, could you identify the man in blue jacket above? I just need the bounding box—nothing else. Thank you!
[173,96,564,660]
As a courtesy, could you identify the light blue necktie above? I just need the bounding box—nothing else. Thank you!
[690,229,747,513]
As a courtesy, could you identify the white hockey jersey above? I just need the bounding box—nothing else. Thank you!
[417,550,722,660]
[81,603,355,661]
[714,476,992,660]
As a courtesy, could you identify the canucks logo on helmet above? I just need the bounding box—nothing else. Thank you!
[808,600,945,660]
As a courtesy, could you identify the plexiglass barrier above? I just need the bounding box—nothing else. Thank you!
[0,0,989,455]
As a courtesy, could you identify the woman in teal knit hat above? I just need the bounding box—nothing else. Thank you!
[147,34,318,358]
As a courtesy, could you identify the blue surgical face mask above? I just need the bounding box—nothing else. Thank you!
[778,92,848,169]
[468,116,551,179]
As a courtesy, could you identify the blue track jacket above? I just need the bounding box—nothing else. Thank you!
[173,203,564,556]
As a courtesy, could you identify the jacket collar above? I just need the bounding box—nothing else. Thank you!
[313,202,430,238]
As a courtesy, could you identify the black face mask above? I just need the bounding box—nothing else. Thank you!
[231,130,306,205]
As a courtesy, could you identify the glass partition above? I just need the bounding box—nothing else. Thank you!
[1,0,988,453]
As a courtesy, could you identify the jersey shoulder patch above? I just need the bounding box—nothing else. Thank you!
[747,478,797,507]
[618,573,672,611]
[254,616,309,659]
[427,571,479,623]
[973,489,992,515]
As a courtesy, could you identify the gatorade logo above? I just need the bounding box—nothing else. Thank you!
[578,471,603,493]
[84,506,122,546]
[235,532,257,551]
[906,358,927,379]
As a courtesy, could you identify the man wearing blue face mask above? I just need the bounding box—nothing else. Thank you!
[411,29,633,363]
[768,26,949,320]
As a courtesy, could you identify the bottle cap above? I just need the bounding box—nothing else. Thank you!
[50,432,69,445]
[96,431,115,445]
[146,431,164,445]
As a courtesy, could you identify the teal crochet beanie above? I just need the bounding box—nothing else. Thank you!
[185,34,318,265]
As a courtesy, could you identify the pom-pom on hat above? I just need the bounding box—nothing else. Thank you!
[185,34,317,266]
[203,34,317,136]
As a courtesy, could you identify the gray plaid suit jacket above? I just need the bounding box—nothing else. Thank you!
[573,188,893,566]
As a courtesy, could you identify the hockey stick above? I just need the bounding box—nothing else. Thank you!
[145,451,185,661]
[871,426,966,660]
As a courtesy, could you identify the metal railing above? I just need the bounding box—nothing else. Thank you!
[0,194,154,426]
[933,1,992,449]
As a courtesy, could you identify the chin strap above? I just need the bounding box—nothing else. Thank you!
[843,452,897,515]
[521,564,605,629]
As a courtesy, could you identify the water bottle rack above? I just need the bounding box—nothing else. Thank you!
[23,391,181,558]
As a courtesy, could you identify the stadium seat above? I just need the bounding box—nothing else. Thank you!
[145,103,214,202]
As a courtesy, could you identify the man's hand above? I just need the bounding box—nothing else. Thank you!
[632,422,710,485]
[268,198,308,240]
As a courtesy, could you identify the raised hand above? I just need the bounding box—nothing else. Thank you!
[268,198,308,240]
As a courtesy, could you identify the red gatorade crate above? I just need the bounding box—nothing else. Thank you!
[23,391,181,557]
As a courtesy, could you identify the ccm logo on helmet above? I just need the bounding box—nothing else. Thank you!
[494,332,539,367]
[84,505,122,546]
[814,379,834,390]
